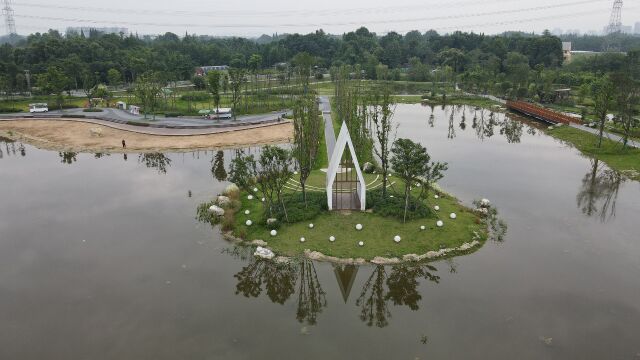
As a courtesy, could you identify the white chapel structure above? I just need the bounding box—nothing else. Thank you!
[326,122,367,211]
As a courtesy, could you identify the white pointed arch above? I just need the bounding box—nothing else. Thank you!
[326,122,367,211]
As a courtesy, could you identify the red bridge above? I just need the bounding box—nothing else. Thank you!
[506,100,582,125]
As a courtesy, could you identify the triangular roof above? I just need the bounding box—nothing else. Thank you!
[326,122,367,211]
[333,265,359,303]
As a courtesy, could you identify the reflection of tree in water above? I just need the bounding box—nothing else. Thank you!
[356,266,390,328]
[138,153,172,174]
[232,256,326,324]
[234,257,297,303]
[385,264,440,311]
[211,150,227,181]
[576,159,625,222]
[447,109,456,139]
[356,264,441,327]
[499,116,524,144]
[94,153,111,159]
[0,139,27,159]
[59,151,77,164]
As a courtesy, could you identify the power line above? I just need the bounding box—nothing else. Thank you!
[12,0,572,18]
[13,0,609,29]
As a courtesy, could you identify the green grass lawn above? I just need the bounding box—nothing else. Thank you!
[548,126,640,180]
[232,174,486,260]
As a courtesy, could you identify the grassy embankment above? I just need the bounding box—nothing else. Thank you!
[230,170,486,261]
[547,125,640,180]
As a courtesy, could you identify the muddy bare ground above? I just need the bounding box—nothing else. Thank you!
[0,119,293,153]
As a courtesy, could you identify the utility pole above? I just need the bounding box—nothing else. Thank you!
[1,0,17,36]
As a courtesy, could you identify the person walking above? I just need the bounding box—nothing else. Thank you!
[122,139,126,148]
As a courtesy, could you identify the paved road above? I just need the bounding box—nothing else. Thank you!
[0,107,291,130]
[319,96,337,159]
[570,123,640,149]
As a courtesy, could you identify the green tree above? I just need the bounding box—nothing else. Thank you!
[37,66,68,110]
[206,70,222,112]
[228,149,257,194]
[293,93,322,205]
[228,67,245,120]
[107,68,122,89]
[257,146,293,221]
[391,139,429,223]
[591,75,615,148]
[134,72,163,120]
[369,83,395,198]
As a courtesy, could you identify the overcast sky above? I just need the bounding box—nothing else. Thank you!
[7,0,640,37]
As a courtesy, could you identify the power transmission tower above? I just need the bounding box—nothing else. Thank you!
[606,0,623,35]
[603,0,623,52]
[1,0,17,36]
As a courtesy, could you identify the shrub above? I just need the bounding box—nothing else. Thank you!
[83,108,104,112]
[164,112,183,117]
[367,188,431,220]
[0,107,22,113]
[181,92,210,101]
[271,191,327,223]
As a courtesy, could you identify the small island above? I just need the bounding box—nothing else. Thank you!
[198,79,503,264]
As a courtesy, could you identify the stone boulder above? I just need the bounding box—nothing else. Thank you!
[251,239,268,247]
[89,128,103,137]
[223,184,240,196]
[254,246,275,260]
[208,205,225,217]
[216,195,231,207]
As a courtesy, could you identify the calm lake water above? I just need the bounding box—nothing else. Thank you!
[1,104,639,359]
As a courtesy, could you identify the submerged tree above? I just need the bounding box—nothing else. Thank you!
[293,93,322,206]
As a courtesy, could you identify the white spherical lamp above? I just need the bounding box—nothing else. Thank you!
[253,187,258,192]
[300,237,306,243]
[270,230,277,236]
[309,223,314,229]
[261,197,266,202]
[245,220,253,226]
[247,195,254,200]
[394,235,401,243]
[358,241,364,247]
[329,236,336,242]
[436,220,444,227]
[450,213,457,219]
[355,224,363,231]
[434,205,440,211]
[420,225,426,231]
[244,210,250,215]
[434,194,439,199]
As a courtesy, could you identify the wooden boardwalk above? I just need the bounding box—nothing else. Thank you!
[506,100,582,125]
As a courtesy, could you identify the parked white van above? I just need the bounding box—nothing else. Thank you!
[29,103,49,113]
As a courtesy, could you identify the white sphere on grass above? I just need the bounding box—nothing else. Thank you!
[420,225,426,231]
[434,205,440,211]
[329,236,336,242]
[244,210,250,215]
[450,213,457,219]
[309,223,314,229]
[436,220,444,227]
[358,241,364,247]
[300,237,306,243]
[394,235,401,243]
[434,195,439,199]
[253,187,258,192]
[247,195,254,200]
[355,224,363,231]
[261,197,266,202]
[245,220,253,226]
[270,230,277,236]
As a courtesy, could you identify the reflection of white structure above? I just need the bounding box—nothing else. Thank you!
[326,122,366,211]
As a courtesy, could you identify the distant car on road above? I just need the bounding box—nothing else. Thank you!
[204,108,233,120]
[29,103,49,113]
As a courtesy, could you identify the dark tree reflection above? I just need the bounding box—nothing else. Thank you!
[356,266,390,328]
[138,153,172,174]
[59,151,77,164]
[233,257,297,304]
[385,264,440,311]
[499,117,524,144]
[296,259,327,325]
[211,150,227,181]
[576,159,625,222]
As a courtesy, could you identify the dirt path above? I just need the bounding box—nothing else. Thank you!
[0,119,293,153]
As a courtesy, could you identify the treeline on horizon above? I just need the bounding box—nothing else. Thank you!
[0,27,638,91]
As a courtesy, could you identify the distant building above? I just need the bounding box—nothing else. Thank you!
[621,25,633,34]
[66,27,128,36]
[195,65,229,76]
[562,42,572,62]
[635,22,640,34]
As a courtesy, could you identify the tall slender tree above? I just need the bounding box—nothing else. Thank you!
[293,93,322,205]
